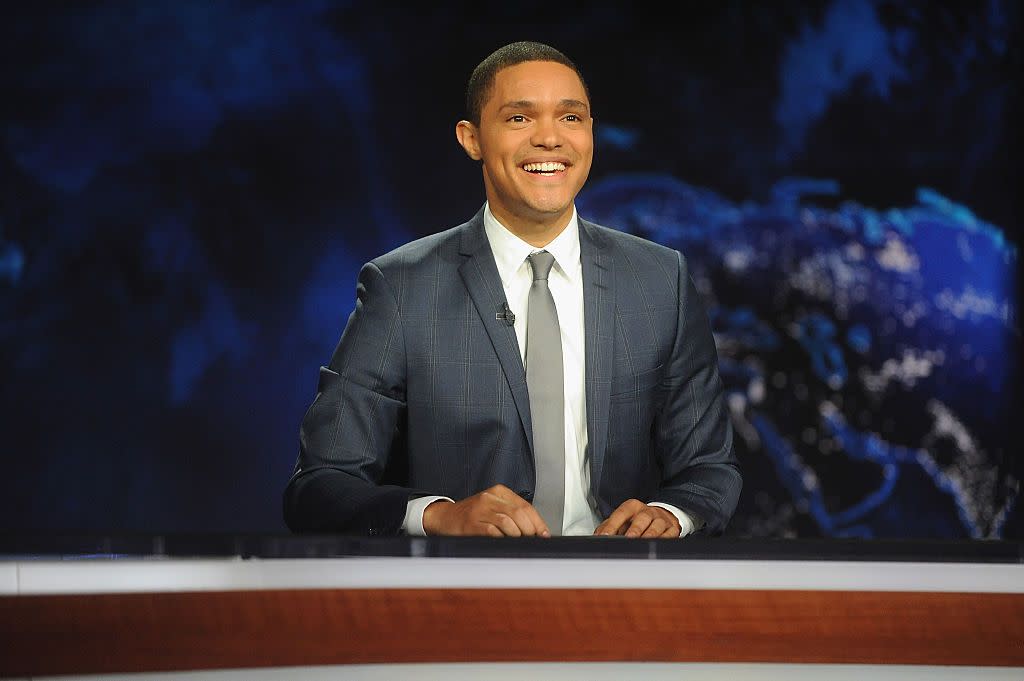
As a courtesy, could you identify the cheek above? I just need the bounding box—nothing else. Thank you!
[576,134,595,158]
[574,146,594,177]
[480,142,516,168]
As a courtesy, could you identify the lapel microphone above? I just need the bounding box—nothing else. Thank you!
[496,302,516,327]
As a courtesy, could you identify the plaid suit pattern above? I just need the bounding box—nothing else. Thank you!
[285,207,741,536]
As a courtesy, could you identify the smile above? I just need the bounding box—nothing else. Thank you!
[522,161,567,174]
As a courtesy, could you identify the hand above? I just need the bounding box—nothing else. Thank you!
[593,499,681,538]
[422,484,552,537]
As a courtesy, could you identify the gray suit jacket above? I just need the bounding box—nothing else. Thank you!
[284,207,741,535]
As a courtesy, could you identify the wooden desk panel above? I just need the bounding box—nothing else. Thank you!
[3,588,1023,676]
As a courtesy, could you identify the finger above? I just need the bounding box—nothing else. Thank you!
[527,504,552,537]
[493,513,523,537]
[660,525,679,538]
[624,511,653,538]
[640,517,668,538]
[612,501,646,536]
[508,506,547,537]
[596,500,642,536]
[605,513,633,536]
[594,515,622,536]
[481,490,547,536]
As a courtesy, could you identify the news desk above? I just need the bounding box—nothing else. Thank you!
[1,535,1022,680]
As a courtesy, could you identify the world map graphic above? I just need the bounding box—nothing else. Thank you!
[579,174,1018,538]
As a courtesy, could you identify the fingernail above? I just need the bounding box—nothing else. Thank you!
[541,530,551,538]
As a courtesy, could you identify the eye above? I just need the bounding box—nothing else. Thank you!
[563,113,585,123]
[508,114,527,123]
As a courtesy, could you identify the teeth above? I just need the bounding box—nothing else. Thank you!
[523,161,565,173]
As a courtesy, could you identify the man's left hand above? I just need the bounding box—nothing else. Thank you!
[593,499,681,538]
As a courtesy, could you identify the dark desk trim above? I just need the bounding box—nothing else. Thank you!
[1,533,1022,563]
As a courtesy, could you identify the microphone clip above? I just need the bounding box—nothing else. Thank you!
[496,302,516,327]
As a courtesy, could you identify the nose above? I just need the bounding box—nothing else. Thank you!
[530,116,561,149]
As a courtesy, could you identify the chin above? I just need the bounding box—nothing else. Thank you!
[526,205,571,223]
[525,195,573,216]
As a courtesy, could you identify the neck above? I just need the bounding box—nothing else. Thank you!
[489,205,573,248]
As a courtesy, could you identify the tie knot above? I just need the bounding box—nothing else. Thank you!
[528,251,556,281]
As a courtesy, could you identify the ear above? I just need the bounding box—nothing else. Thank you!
[455,120,482,161]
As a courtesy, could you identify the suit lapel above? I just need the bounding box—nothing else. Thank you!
[580,220,615,495]
[457,211,535,455]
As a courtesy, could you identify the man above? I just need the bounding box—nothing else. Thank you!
[284,41,741,538]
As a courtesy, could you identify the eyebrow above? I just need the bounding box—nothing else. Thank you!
[498,98,590,113]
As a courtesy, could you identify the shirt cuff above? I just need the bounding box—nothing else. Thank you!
[647,502,703,537]
[402,495,455,536]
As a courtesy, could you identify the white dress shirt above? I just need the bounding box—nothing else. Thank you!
[403,204,698,537]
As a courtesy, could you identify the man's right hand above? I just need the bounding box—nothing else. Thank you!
[422,484,551,537]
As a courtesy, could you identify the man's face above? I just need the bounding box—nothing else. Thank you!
[458,60,593,231]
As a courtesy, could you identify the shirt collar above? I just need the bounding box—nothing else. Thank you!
[483,202,581,286]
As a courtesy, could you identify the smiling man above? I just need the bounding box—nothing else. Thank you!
[284,41,741,538]
[455,58,592,247]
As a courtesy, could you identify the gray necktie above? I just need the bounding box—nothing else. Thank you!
[525,251,564,535]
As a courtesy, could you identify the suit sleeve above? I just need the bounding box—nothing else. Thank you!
[649,250,742,534]
[283,261,416,535]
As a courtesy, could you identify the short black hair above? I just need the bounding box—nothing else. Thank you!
[465,41,590,126]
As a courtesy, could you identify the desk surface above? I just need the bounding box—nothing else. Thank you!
[3,556,1023,595]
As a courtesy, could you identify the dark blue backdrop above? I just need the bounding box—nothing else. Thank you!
[1,0,1019,537]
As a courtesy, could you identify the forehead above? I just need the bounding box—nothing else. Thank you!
[486,60,589,109]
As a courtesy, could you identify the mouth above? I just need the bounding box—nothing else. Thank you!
[521,161,568,175]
